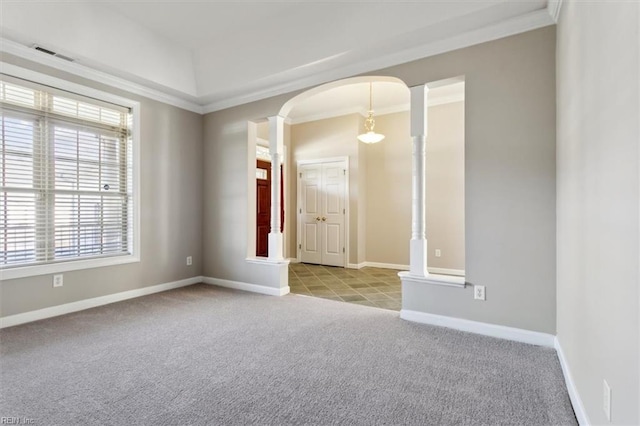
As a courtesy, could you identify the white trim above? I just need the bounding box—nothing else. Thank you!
[202,276,289,296]
[547,0,563,23]
[346,262,465,278]
[363,262,409,270]
[0,63,142,281]
[1,39,203,114]
[555,338,591,425]
[427,267,465,277]
[245,256,290,265]
[0,276,202,328]
[1,63,138,109]
[2,6,552,117]
[399,271,466,288]
[400,309,556,348]
[0,255,140,280]
[296,157,349,268]
[287,257,299,263]
[297,157,349,166]
[347,262,366,269]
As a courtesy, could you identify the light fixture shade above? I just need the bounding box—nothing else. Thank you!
[357,131,385,144]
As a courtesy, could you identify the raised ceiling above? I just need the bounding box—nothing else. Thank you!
[0,0,557,113]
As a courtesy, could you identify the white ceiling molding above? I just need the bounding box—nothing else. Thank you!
[547,0,563,23]
[1,3,557,116]
[203,8,553,114]
[0,38,204,114]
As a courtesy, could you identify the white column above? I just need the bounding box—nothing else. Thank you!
[268,115,284,261]
[409,85,429,277]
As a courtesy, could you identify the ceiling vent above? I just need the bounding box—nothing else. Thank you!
[32,45,75,62]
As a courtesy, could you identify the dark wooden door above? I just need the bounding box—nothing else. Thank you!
[256,160,285,257]
[256,160,271,257]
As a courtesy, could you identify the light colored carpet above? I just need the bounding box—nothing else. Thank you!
[0,284,576,425]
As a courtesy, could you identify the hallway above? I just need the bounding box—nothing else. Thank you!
[288,263,402,311]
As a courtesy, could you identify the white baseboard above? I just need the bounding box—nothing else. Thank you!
[363,261,409,270]
[555,338,590,425]
[400,309,555,348]
[347,262,366,269]
[287,258,299,264]
[0,276,203,329]
[346,262,465,277]
[202,276,289,296]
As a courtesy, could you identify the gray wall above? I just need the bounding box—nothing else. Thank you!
[204,26,557,333]
[0,54,204,318]
[556,2,640,425]
[390,27,557,333]
[365,106,465,270]
[289,114,362,265]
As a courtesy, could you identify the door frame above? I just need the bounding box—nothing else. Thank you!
[296,156,350,267]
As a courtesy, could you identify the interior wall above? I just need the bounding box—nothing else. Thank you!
[0,54,204,318]
[256,121,269,141]
[364,104,464,270]
[392,27,556,334]
[203,26,556,333]
[288,114,361,265]
[556,1,640,424]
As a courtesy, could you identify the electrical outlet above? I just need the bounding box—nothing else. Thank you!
[474,285,485,301]
[53,274,64,288]
[186,256,193,266]
[603,380,611,422]
[435,249,441,257]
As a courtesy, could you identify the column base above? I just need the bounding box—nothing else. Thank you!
[268,232,284,261]
[409,238,428,276]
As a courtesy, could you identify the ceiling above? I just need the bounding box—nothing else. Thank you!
[0,1,557,114]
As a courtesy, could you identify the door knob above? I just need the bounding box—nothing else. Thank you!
[322,217,327,221]
[315,217,321,221]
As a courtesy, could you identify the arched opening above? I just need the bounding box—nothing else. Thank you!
[248,75,466,306]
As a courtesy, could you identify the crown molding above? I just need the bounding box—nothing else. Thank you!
[547,0,563,23]
[202,8,554,114]
[0,38,203,114]
[1,4,554,117]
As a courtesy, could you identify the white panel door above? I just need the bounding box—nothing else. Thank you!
[298,161,346,266]
[300,164,322,264]
[321,162,345,267]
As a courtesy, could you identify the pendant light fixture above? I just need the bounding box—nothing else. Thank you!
[357,82,385,144]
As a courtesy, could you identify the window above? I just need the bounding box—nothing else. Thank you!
[1,73,138,278]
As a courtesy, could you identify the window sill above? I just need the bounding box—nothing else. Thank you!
[0,255,140,281]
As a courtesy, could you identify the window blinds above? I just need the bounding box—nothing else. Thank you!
[0,76,133,269]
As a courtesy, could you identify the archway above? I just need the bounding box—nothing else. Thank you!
[250,74,466,303]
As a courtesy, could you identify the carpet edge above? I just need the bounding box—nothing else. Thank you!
[0,276,203,328]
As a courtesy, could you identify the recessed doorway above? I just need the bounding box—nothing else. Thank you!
[297,158,347,267]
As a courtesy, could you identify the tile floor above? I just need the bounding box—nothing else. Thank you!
[288,263,402,311]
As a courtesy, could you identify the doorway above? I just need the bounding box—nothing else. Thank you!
[298,159,347,267]
[255,157,284,258]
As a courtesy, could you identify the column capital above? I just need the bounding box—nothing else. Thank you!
[268,115,285,155]
[410,85,429,137]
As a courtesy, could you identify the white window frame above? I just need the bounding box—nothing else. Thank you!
[0,63,141,280]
